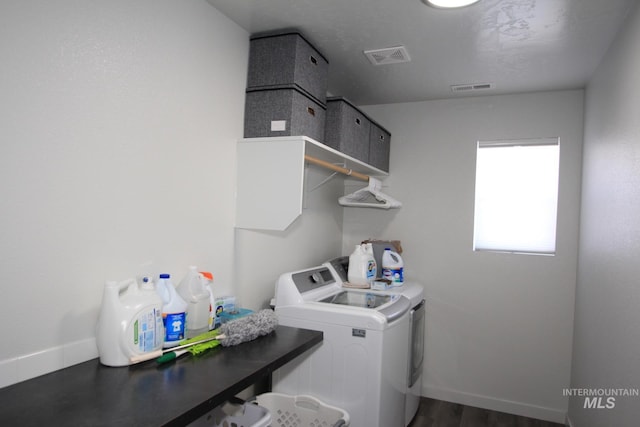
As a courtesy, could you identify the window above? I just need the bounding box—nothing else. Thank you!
[473,138,560,255]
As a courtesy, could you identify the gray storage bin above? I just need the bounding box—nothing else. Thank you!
[248,32,329,105]
[368,121,391,172]
[325,97,370,163]
[244,85,326,142]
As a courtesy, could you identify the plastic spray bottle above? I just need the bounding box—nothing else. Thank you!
[177,266,211,338]
[198,271,216,330]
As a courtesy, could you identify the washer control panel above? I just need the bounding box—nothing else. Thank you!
[291,267,336,294]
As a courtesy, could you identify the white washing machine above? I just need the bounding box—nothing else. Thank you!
[324,256,425,427]
[272,264,411,427]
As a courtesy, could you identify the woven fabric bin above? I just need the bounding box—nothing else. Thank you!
[368,121,391,172]
[248,32,329,105]
[244,85,326,142]
[324,96,371,164]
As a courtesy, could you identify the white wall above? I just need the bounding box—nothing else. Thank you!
[349,90,584,423]
[235,164,345,310]
[0,0,246,386]
[7,4,636,424]
[569,1,640,425]
[0,0,346,388]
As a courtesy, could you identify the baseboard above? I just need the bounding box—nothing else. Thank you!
[565,413,574,427]
[0,338,98,389]
[423,385,567,424]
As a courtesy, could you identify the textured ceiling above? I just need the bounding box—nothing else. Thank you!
[207,0,636,105]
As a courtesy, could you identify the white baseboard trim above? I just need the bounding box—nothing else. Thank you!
[0,338,98,389]
[565,414,574,427]
[423,385,567,424]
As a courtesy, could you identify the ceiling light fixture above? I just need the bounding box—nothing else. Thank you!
[422,0,480,8]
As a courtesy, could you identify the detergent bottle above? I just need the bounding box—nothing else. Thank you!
[176,266,210,338]
[382,248,404,286]
[363,243,376,268]
[96,277,164,367]
[156,273,188,348]
[348,243,377,286]
[198,271,216,330]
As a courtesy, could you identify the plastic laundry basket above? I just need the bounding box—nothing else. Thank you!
[254,393,349,427]
[187,399,271,427]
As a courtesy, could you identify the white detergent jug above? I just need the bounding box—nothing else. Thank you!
[96,277,164,367]
[382,248,404,286]
[348,243,377,286]
[176,266,210,338]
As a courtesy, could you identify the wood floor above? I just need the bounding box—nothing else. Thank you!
[407,397,565,427]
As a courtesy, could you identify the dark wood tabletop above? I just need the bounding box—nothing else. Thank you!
[0,326,322,426]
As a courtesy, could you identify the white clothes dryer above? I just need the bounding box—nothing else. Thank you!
[324,256,425,427]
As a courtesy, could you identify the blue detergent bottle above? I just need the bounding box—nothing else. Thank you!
[156,273,188,348]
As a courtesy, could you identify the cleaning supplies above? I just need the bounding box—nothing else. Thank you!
[382,247,404,286]
[160,309,277,363]
[219,307,254,324]
[130,330,222,364]
[347,243,377,286]
[199,271,216,330]
[156,273,188,348]
[216,309,278,347]
[176,266,210,338]
[130,309,279,364]
[214,296,237,328]
[96,277,164,367]
[155,334,222,364]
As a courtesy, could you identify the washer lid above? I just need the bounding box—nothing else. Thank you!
[318,291,389,308]
[318,291,411,323]
[377,295,411,323]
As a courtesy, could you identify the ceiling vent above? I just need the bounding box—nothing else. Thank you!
[364,46,411,65]
[450,83,495,92]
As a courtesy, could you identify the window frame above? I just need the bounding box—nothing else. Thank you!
[472,137,560,256]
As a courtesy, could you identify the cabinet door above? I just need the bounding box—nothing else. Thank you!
[236,139,305,230]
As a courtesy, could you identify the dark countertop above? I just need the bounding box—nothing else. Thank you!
[0,326,322,426]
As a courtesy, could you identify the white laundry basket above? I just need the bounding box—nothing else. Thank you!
[188,399,271,427]
[255,393,349,427]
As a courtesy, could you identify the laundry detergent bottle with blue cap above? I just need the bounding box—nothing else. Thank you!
[96,277,164,366]
[348,243,377,286]
[156,273,188,348]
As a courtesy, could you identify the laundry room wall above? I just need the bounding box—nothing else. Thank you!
[234,164,345,310]
[345,90,584,423]
[569,1,640,425]
[0,0,345,388]
[0,0,246,386]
